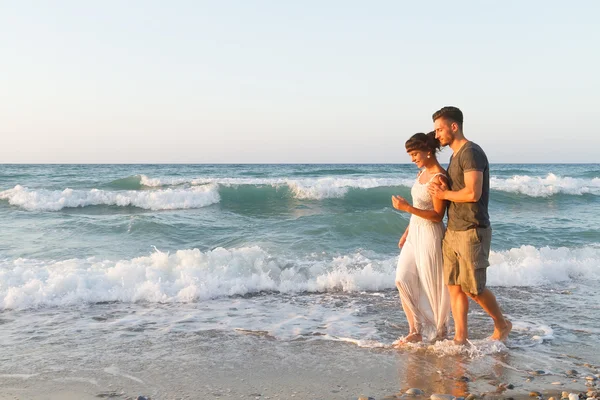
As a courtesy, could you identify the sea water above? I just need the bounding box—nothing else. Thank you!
[1,163,599,395]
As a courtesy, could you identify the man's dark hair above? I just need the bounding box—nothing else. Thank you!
[432,106,463,129]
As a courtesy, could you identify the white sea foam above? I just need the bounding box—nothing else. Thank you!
[287,177,413,199]
[391,338,507,357]
[0,184,220,211]
[4,173,596,211]
[140,174,413,199]
[429,338,508,357]
[331,336,388,348]
[1,245,599,310]
[490,173,600,197]
[487,245,600,286]
[139,175,192,187]
[511,320,555,345]
[137,173,600,199]
[0,248,397,309]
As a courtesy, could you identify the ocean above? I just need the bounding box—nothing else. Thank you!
[1,163,599,399]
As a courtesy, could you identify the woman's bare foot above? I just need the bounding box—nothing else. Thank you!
[434,326,448,342]
[432,330,447,343]
[404,332,422,343]
[490,320,512,341]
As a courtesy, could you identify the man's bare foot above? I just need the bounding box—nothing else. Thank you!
[453,338,467,346]
[405,332,422,343]
[490,319,512,341]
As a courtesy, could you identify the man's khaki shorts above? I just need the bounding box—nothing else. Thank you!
[443,227,492,296]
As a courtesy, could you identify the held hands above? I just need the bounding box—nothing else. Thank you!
[391,195,410,212]
[428,181,448,200]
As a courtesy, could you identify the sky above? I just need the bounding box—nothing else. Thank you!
[1,1,599,164]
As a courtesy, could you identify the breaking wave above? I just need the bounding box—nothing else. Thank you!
[1,245,599,309]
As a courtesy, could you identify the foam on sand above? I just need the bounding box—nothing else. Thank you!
[392,337,508,357]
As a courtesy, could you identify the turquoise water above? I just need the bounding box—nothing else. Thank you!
[1,164,600,395]
[2,164,599,263]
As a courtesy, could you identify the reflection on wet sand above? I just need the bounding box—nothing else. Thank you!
[393,347,517,398]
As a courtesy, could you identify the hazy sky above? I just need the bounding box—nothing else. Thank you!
[1,1,599,163]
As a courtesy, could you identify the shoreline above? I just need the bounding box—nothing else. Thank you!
[1,334,597,400]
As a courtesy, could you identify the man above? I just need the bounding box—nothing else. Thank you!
[428,106,511,344]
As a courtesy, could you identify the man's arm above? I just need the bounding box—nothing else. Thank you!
[429,170,483,203]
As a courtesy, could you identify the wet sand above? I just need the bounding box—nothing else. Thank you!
[0,332,597,400]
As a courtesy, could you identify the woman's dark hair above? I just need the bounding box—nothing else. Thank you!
[405,131,441,153]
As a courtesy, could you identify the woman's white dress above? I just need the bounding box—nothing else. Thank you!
[395,172,450,339]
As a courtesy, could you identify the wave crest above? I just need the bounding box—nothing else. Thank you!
[1,245,599,309]
[491,173,600,197]
[0,185,220,211]
[137,173,600,198]
[139,175,412,200]
[0,247,395,309]
[487,245,600,286]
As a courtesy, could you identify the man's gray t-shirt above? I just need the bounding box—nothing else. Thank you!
[446,141,490,230]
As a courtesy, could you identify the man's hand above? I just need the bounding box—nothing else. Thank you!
[428,182,448,200]
[392,195,410,212]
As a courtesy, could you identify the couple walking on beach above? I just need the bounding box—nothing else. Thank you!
[392,106,512,345]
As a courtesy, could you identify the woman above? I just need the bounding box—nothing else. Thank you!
[392,131,450,343]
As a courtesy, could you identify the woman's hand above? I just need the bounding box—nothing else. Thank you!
[392,195,411,212]
[398,233,407,248]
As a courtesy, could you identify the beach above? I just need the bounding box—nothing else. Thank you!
[0,327,597,399]
[1,163,599,399]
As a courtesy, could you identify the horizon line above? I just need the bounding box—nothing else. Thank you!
[1,162,598,166]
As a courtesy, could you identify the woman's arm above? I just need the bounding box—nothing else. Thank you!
[392,182,446,223]
[398,224,409,248]
[392,175,448,223]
